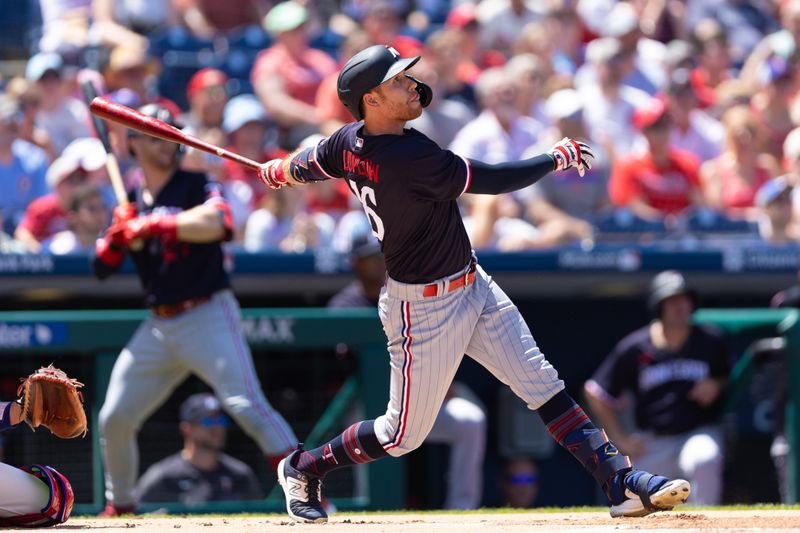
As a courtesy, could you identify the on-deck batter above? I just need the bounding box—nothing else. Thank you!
[259,45,692,523]
[92,104,298,516]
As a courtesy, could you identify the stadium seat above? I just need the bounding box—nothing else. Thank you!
[593,209,669,235]
[685,209,757,234]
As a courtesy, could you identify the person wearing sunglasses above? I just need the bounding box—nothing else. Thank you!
[135,393,264,504]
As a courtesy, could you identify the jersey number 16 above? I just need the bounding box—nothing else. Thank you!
[347,179,385,241]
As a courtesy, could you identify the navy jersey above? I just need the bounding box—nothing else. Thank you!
[313,122,473,283]
[589,324,729,435]
[95,169,231,307]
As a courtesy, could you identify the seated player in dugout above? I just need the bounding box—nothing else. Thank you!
[258,44,691,523]
[0,401,74,527]
[135,393,265,504]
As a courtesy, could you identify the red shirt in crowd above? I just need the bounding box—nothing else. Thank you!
[610,148,702,214]
[251,44,338,105]
[17,194,67,241]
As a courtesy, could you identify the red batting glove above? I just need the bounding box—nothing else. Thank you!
[113,213,179,248]
[112,204,137,226]
[259,159,287,189]
[95,231,126,268]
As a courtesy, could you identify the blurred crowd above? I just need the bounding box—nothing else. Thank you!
[3,0,800,255]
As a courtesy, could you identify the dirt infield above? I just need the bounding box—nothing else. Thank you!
[54,509,800,532]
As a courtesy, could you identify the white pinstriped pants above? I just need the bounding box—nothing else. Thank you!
[375,261,565,457]
[98,290,297,506]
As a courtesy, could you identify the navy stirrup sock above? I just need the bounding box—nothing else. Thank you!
[293,419,389,477]
[538,391,632,500]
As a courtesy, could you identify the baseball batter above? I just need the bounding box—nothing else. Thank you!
[92,104,297,516]
[260,45,691,523]
[0,402,74,527]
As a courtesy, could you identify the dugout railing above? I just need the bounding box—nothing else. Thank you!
[0,307,798,513]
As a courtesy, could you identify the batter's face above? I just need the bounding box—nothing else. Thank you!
[131,136,180,170]
[368,72,423,121]
[660,293,694,327]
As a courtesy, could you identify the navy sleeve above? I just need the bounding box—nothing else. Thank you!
[309,130,346,180]
[407,142,470,201]
[0,402,16,433]
[467,154,556,195]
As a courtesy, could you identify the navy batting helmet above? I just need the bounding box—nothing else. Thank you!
[647,270,696,315]
[337,44,431,120]
[128,104,183,161]
[127,103,181,137]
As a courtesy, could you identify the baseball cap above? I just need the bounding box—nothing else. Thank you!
[26,52,63,82]
[222,94,267,134]
[755,176,792,207]
[647,270,695,313]
[759,54,793,85]
[106,88,141,108]
[545,89,584,121]
[180,393,224,423]
[604,1,638,37]
[46,138,107,188]
[585,37,623,65]
[187,68,228,100]
[632,97,668,130]
[350,230,382,259]
[446,3,478,29]
[263,1,309,35]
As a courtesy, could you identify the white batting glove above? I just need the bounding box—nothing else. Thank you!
[548,137,594,177]
[259,158,287,189]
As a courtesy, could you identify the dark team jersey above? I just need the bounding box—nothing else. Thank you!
[94,169,231,307]
[136,452,264,503]
[589,324,729,435]
[327,281,377,309]
[313,122,472,283]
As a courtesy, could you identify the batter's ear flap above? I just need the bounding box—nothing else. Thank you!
[407,75,432,109]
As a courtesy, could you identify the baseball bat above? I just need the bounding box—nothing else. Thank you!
[80,82,129,207]
[89,97,262,171]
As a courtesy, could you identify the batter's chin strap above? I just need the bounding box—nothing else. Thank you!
[406,75,432,109]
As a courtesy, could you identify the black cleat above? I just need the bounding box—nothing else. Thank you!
[277,451,328,524]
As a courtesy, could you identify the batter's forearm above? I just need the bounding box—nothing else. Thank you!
[175,204,227,242]
[466,155,555,194]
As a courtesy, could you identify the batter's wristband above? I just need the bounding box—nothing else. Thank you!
[151,214,178,241]
[95,238,126,267]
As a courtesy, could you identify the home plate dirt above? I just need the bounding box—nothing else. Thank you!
[54,510,800,532]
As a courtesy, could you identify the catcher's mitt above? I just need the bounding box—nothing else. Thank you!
[17,365,87,439]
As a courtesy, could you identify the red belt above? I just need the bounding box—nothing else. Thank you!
[422,261,477,298]
[151,295,211,319]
